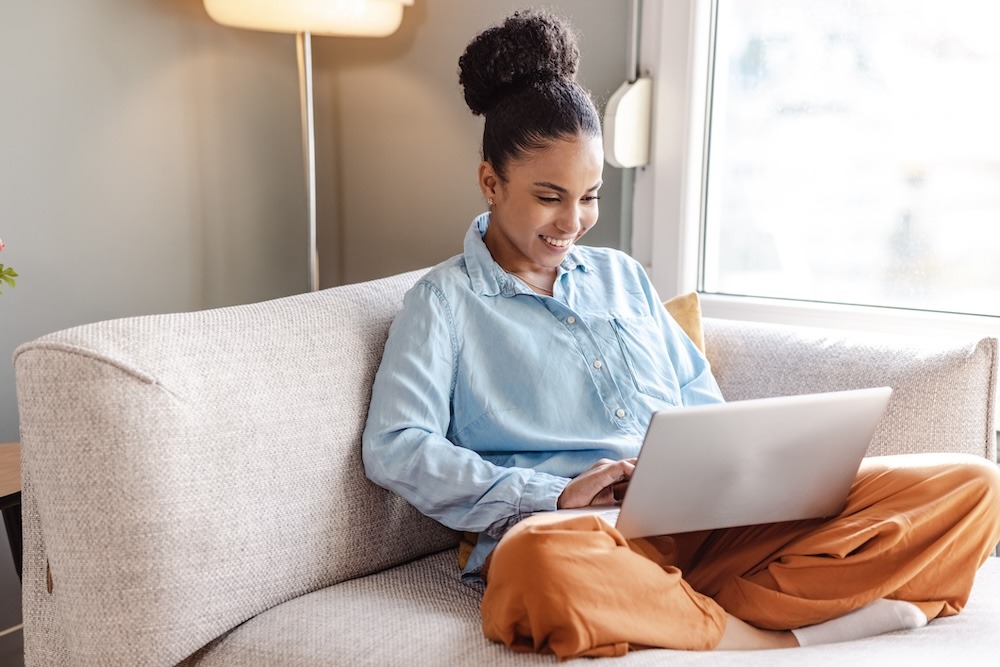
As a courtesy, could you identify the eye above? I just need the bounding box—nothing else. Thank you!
[583,195,601,203]
[537,196,561,204]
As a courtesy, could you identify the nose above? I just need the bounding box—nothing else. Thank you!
[556,202,592,235]
[555,216,580,235]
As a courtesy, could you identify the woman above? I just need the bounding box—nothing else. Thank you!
[362,9,1000,659]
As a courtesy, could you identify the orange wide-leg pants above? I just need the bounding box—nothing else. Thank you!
[480,454,1000,659]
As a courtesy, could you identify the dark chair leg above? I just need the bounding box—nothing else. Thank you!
[1,493,21,581]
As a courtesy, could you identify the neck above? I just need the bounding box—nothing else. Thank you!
[482,225,558,294]
[506,267,555,295]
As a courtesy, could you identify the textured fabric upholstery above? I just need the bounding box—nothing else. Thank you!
[13,270,999,666]
[703,318,997,460]
[184,550,1000,666]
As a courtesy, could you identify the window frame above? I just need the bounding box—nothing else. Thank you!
[633,0,1000,341]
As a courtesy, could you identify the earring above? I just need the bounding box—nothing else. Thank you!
[488,198,495,207]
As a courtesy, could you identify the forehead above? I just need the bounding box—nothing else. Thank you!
[507,135,604,187]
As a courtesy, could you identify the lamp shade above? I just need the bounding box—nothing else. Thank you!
[204,0,413,37]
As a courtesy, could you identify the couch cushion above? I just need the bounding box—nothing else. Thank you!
[184,550,1000,666]
[703,318,997,460]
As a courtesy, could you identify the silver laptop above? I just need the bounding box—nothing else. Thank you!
[556,386,893,538]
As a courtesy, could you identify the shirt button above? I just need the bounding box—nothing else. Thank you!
[616,409,626,418]
[593,360,603,370]
[566,316,576,325]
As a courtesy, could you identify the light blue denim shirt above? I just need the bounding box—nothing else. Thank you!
[362,214,723,578]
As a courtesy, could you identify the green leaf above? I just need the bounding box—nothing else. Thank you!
[0,264,16,293]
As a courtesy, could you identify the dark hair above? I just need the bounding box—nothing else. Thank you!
[458,10,601,180]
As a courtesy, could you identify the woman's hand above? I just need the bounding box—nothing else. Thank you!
[557,458,637,509]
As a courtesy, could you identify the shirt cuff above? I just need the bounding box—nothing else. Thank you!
[518,470,570,516]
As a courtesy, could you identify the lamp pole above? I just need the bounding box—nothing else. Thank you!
[296,31,319,292]
[204,0,414,292]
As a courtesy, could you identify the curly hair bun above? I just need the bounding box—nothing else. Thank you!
[459,10,581,116]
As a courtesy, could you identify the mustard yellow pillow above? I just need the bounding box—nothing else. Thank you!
[458,532,477,570]
[663,292,705,354]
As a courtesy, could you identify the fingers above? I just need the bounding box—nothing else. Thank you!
[597,459,635,506]
[558,458,637,509]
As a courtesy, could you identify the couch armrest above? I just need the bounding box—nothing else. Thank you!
[13,270,457,666]
[703,318,997,461]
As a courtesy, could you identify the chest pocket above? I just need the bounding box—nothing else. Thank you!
[611,316,680,405]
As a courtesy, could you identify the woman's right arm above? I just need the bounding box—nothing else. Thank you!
[362,281,570,537]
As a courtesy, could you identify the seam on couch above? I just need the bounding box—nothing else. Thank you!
[13,343,184,403]
[983,337,998,463]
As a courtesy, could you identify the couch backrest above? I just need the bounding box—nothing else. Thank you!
[14,269,458,666]
[704,317,997,461]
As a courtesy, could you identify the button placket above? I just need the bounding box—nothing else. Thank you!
[550,303,634,431]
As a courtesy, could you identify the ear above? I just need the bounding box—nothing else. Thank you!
[478,161,501,201]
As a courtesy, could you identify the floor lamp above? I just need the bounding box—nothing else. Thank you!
[204,1,414,292]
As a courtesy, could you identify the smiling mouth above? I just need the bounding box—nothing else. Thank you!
[542,235,573,248]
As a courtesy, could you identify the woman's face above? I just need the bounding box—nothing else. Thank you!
[479,134,604,274]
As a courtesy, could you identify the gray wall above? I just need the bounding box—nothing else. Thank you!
[312,0,630,285]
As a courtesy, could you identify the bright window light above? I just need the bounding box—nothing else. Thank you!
[703,0,1000,317]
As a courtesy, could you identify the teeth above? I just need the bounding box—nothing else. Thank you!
[543,236,572,248]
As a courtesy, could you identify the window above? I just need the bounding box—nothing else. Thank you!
[702,0,1000,319]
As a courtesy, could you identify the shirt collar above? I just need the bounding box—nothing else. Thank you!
[463,213,591,297]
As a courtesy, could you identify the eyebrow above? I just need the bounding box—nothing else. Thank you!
[533,181,603,194]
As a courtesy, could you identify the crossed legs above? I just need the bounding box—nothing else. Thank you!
[480,454,1000,659]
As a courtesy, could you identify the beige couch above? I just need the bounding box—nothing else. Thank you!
[13,269,999,666]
